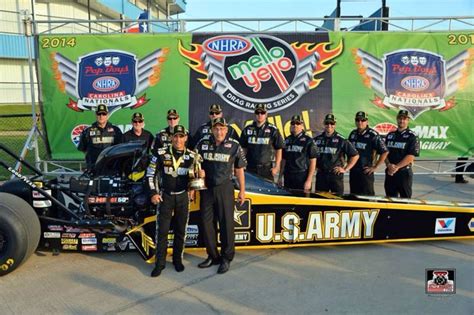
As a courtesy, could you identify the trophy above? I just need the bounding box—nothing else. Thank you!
[189,151,207,190]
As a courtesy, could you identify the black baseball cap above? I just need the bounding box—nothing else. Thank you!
[209,104,222,113]
[355,111,368,120]
[254,104,267,114]
[397,109,410,118]
[167,109,179,118]
[212,117,227,127]
[173,125,187,135]
[132,112,144,122]
[96,104,108,114]
[324,113,336,123]
[291,115,303,123]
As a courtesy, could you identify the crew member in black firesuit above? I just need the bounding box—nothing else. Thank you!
[384,109,420,198]
[151,109,181,153]
[195,117,246,274]
[348,111,388,196]
[239,104,284,181]
[123,112,154,153]
[279,115,317,192]
[77,104,122,170]
[313,113,359,194]
[147,125,202,278]
[189,104,239,148]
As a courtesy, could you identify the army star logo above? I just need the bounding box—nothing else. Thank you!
[234,207,247,225]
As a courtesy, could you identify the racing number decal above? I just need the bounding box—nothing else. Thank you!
[1,258,14,271]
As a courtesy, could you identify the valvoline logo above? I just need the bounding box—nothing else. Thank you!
[92,76,120,92]
[401,76,429,92]
[203,35,252,56]
[434,217,456,234]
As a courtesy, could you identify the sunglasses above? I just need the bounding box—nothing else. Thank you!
[133,120,144,123]
[167,116,178,120]
[96,113,107,116]
[255,111,267,115]
[324,122,335,125]
[355,119,367,122]
[290,121,302,126]
[209,111,221,116]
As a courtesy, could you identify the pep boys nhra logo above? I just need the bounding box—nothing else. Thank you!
[51,49,168,115]
[354,48,473,119]
[179,35,342,113]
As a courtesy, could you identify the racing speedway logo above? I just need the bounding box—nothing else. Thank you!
[354,48,473,119]
[51,49,168,115]
[179,35,342,113]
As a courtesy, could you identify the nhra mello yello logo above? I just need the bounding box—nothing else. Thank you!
[51,49,168,115]
[179,35,342,113]
[354,48,473,119]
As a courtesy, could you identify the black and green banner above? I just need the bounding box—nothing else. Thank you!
[39,32,474,159]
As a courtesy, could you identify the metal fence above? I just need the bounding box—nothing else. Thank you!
[0,113,48,180]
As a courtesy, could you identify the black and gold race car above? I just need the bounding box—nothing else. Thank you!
[1,142,473,276]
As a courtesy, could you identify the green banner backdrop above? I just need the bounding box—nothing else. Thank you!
[38,32,473,160]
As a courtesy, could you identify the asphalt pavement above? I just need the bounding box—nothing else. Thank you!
[0,172,472,315]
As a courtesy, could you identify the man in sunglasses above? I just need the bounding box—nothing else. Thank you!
[279,115,317,192]
[239,104,284,181]
[123,112,154,153]
[384,110,420,198]
[348,111,388,196]
[147,125,201,277]
[189,104,238,149]
[151,109,181,154]
[313,113,359,194]
[77,104,122,170]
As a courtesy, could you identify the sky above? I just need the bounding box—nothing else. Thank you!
[179,0,473,31]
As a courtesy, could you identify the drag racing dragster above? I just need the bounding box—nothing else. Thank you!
[0,142,473,276]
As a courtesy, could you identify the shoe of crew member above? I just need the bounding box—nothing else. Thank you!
[151,265,165,277]
[198,256,221,268]
[217,258,230,274]
[174,261,185,272]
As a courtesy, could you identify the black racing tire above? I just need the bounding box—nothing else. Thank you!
[0,192,41,276]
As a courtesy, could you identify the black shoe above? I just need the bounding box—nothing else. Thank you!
[455,179,468,184]
[217,259,230,274]
[174,262,185,272]
[198,256,220,268]
[151,265,164,277]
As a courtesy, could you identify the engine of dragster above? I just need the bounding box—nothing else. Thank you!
[69,142,152,220]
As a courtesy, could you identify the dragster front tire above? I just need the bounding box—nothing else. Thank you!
[0,192,41,276]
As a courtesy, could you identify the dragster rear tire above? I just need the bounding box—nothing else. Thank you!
[0,192,41,276]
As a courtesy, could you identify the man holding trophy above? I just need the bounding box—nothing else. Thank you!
[146,125,204,278]
[195,117,247,274]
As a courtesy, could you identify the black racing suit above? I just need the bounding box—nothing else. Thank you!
[348,127,388,195]
[195,136,247,262]
[384,128,420,198]
[313,131,358,194]
[146,146,196,268]
[77,121,122,170]
[240,121,284,180]
[282,132,317,190]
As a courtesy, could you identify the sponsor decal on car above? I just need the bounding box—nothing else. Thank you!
[256,209,379,243]
[61,233,76,238]
[61,238,79,245]
[434,218,456,234]
[44,232,61,238]
[79,233,96,238]
[81,238,97,245]
[102,238,117,244]
[62,244,78,251]
[81,245,97,251]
